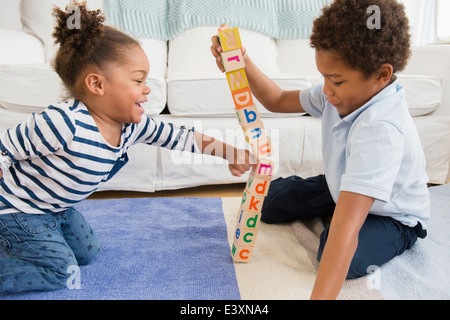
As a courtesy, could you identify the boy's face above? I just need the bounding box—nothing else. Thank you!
[315,49,387,118]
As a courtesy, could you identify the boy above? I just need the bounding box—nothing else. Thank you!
[211,0,429,299]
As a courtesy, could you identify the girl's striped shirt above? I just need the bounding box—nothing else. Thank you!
[0,100,200,215]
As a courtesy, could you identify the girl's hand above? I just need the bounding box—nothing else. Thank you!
[228,148,256,177]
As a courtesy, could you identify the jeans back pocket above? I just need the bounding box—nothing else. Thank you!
[12,213,57,235]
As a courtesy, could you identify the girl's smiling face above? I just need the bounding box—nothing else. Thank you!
[315,49,391,118]
[101,45,151,125]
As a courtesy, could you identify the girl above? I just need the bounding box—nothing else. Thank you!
[0,2,253,293]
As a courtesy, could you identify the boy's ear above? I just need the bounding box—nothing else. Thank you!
[377,63,394,84]
[84,73,105,96]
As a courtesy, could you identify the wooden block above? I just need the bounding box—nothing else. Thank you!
[251,159,276,178]
[232,87,254,109]
[240,189,265,213]
[236,208,261,230]
[246,174,271,196]
[231,240,254,263]
[250,137,272,160]
[221,48,245,73]
[243,120,265,142]
[226,69,249,92]
[218,27,242,52]
[235,104,260,128]
[234,226,259,247]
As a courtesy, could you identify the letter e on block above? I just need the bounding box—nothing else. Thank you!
[252,159,275,178]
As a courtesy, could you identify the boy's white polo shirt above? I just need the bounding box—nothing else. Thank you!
[300,80,430,228]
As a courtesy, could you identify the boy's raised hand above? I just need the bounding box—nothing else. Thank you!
[210,23,247,73]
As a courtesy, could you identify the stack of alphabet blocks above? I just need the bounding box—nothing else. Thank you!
[218,27,275,263]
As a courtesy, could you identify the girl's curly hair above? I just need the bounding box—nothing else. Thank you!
[52,1,140,98]
[310,0,411,77]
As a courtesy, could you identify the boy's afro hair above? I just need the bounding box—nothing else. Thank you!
[310,0,411,77]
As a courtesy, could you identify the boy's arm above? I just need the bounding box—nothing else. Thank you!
[310,191,374,300]
[211,25,305,114]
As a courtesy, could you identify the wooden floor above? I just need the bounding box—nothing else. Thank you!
[89,183,246,200]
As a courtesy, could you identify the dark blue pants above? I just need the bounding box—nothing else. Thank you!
[261,175,426,279]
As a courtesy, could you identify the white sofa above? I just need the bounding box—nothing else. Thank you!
[1,0,449,193]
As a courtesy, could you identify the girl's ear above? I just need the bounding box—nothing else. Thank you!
[84,73,105,96]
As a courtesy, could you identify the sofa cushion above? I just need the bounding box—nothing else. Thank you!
[0,29,45,65]
[20,0,103,62]
[398,75,442,116]
[167,27,308,117]
[0,64,166,116]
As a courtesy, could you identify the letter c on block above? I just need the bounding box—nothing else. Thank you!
[239,249,250,260]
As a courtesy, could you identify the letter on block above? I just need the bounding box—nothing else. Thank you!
[221,49,245,73]
[241,189,265,213]
[227,69,249,91]
[237,209,261,230]
[246,174,271,196]
[235,104,260,128]
[218,27,242,52]
[231,241,254,262]
[250,137,272,160]
[234,227,259,247]
[232,87,254,110]
[252,159,275,178]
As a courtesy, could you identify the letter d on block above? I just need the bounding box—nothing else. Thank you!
[232,87,254,109]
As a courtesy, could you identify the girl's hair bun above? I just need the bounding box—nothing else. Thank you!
[52,1,105,58]
[52,1,140,99]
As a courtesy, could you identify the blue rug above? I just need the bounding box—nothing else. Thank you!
[0,197,241,300]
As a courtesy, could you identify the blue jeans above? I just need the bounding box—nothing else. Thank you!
[0,208,100,293]
[261,175,427,279]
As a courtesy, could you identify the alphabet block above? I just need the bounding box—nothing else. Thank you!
[235,104,260,128]
[236,209,261,230]
[232,87,254,110]
[231,240,254,262]
[240,189,265,213]
[243,120,265,142]
[234,227,259,247]
[252,159,276,178]
[221,49,245,73]
[246,174,271,196]
[249,137,272,160]
[218,27,242,52]
[226,69,249,92]
[243,121,272,159]
[219,27,275,263]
